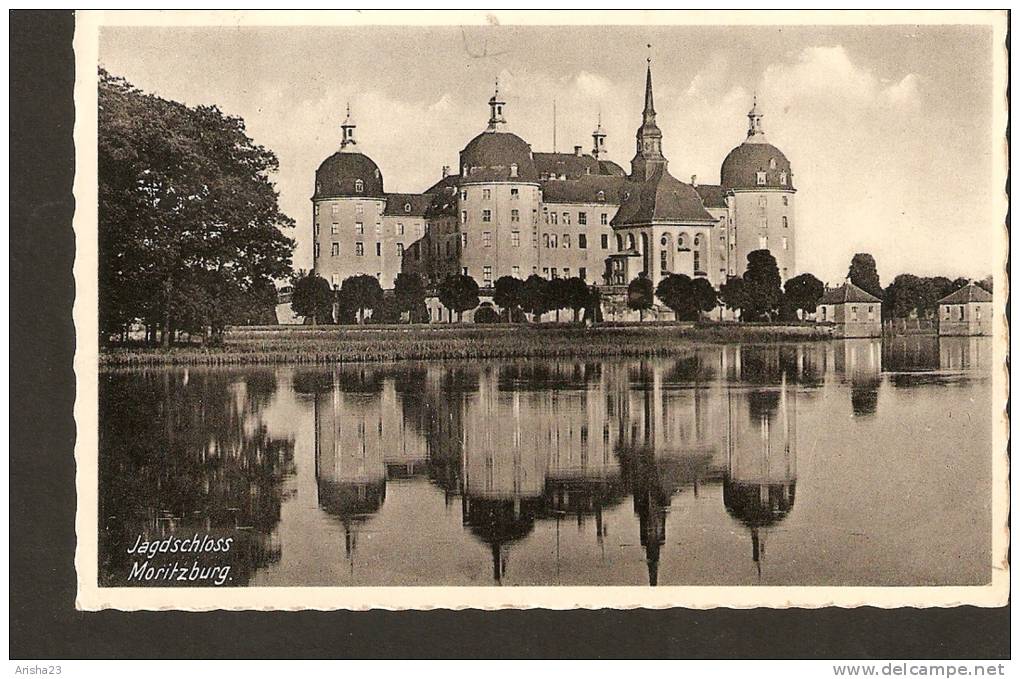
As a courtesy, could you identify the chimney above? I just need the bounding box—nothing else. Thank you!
[690,174,698,187]
[574,145,582,156]
[441,165,450,178]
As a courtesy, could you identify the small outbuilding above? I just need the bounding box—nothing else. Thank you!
[937,283,993,336]
[815,281,883,338]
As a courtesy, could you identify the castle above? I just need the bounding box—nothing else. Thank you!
[311,59,797,316]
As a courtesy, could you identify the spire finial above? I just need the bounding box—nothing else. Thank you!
[486,77,507,132]
[340,101,357,150]
[746,92,766,142]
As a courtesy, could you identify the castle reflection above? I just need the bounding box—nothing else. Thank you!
[309,345,827,585]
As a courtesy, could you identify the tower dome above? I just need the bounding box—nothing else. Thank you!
[313,104,385,199]
[720,97,794,191]
[458,79,537,182]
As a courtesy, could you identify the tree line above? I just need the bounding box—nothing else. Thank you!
[98,69,295,346]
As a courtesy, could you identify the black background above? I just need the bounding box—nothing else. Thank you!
[9,10,1010,660]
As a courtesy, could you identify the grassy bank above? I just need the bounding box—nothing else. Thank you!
[99,322,833,367]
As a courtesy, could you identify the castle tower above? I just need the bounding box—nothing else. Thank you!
[486,79,508,132]
[340,102,357,150]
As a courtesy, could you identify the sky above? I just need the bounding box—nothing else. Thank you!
[98,21,1001,285]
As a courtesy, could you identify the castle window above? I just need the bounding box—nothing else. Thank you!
[660,250,668,272]
[396,243,404,256]
[404,203,411,213]
[483,231,492,248]
[331,274,340,289]
[693,251,701,273]
[511,209,520,222]
[356,203,363,216]
[677,235,685,249]
[783,196,789,206]
[355,222,364,235]
[580,267,587,281]
[483,266,492,286]
[550,234,558,248]
[782,237,789,250]
[601,213,608,225]
[769,158,777,170]
[314,204,320,216]
[461,211,467,224]
[850,306,858,321]
[510,164,518,178]
[601,234,608,249]
[483,189,491,200]
[563,234,571,249]
[375,223,381,236]
[756,171,767,185]
[314,243,320,259]
[376,242,381,257]
[550,212,558,225]
[331,204,339,216]
[759,236,768,249]
[330,223,338,235]
[694,235,701,247]
[355,179,364,193]
[461,190,468,201]
[355,242,364,256]
[578,212,587,225]
[397,223,405,236]
[511,231,520,247]
[482,209,492,223]
[868,305,875,321]
[578,234,587,249]
[597,191,605,202]
[563,212,571,225]
[512,265,521,278]
[543,234,550,248]
[331,243,339,257]
[564,268,571,278]
[460,233,467,248]
[782,216,789,228]
[780,172,788,186]
[660,236,668,247]
[314,223,320,236]
[511,188,519,199]
[759,195,767,208]
[821,306,827,321]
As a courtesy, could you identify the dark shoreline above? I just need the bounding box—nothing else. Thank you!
[98,322,834,367]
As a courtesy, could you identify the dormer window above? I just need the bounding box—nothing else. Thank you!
[404,202,411,213]
[780,171,788,186]
[596,190,605,202]
[769,158,777,170]
[316,181,322,193]
[510,163,518,178]
[756,171,767,186]
[355,179,364,193]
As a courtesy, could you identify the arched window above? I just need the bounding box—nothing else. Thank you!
[677,234,685,249]
[597,190,605,202]
[510,163,518,178]
[626,234,635,249]
[660,235,669,247]
[404,202,411,213]
[769,158,777,169]
[354,179,364,193]
[694,235,701,247]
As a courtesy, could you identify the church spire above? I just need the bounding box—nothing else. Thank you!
[631,49,667,180]
[591,111,607,159]
[340,102,357,151]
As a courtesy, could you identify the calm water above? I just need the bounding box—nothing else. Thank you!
[98,337,993,587]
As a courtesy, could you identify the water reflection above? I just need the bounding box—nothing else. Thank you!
[98,337,992,587]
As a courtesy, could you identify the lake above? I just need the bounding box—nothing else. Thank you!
[98,336,993,587]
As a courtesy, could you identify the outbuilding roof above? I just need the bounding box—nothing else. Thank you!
[818,281,883,305]
[938,282,993,304]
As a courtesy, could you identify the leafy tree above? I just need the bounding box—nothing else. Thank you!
[627,272,655,321]
[544,278,569,322]
[562,277,592,323]
[339,274,384,324]
[369,295,403,324]
[520,274,551,322]
[655,273,697,321]
[848,253,882,298]
[691,277,719,320]
[393,272,426,324]
[437,273,480,322]
[98,69,295,345]
[783,273,825,319]
[979,275,993,294]
[741,250,783,321]
[493,275,525,322]
[291,273,333,325]
[718,276,747,318]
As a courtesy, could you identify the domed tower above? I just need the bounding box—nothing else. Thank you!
[455,80,541,289]
[311,104,388,291]
[720,97,796,280]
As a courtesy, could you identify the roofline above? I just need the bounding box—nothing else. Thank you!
[310,195,386,202]
[457,180,541,187]
[725,187,797,194]
[611,218,719,228]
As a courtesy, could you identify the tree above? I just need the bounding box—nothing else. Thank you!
[473,305,500,323]
[979,275,993,294]
[691,277,719,320]
[883,274,937,319]
[339,274,384,324]
[655,273,697,321]
[627,272,655,321]
[520,274,551,322]
[562,277,592,323]
[741,250,783,321]
[291,273,333,325]
[437,273,480,322]
[393,272,426,324]
[493,276,525,322]
[545,278,570,322]
[98,69,295,346]
[783,273,825,319]
[848,253,882,298]
[718,276,747,318]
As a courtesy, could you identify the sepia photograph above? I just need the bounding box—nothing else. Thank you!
[69,10,1008,611]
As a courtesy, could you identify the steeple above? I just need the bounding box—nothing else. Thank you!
[591,111,607,159]
[746,93,767,143]
[631,50,668,180]
[340,102,357,151]
[486,78,507,132]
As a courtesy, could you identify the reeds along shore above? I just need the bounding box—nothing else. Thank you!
[98,322,833,367]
